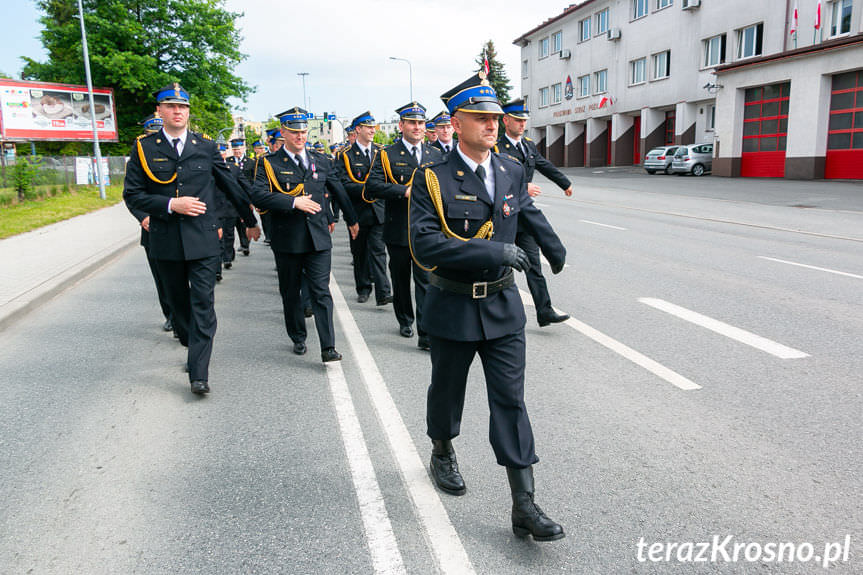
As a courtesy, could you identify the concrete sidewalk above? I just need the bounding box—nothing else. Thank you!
[0,201,139,331]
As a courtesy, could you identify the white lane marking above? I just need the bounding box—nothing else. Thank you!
[331,275,476,575]
[534,202,550,208]
[639,298,809,359]
[519,290,701,390]
[579,219,628,231]
[539,255,570,269]
[757,256,863,280]
[325,361,407,575]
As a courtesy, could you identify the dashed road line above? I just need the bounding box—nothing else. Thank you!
[758,256,863,280]
[639,297,809,359]
[519,290,701,390]
[579,219,628,231]
[331,274,476,575]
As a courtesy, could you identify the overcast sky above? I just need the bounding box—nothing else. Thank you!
[2,0,573,123]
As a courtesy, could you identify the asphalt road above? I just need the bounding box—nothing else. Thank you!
[1,172,860,574]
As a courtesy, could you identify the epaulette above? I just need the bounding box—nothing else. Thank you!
[418,158,444,170]
[373,142,383,148]
[198,132,212,141]
[524,136,533,142]
[495,151,522,168]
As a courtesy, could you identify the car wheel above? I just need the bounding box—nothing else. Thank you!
[646,170,656,174]
[664,165,673,175]
[692,164,705,177]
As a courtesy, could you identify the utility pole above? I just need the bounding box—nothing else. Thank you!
[297,72,309,111]
[77,0,106,199]
[389,57,413,101]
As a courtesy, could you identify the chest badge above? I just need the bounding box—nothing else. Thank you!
[311,162,318,180]
[503,202,511,217]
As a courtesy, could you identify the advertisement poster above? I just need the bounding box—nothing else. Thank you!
[0,79,118,142]
[75,157,110,186]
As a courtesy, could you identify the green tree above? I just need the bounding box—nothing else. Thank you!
[475,40,512,105]
[22,0,252,154]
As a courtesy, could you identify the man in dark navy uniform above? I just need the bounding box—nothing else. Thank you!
[430,111,456,156]
[498,99,572,327]
[251,107,359,362]
[123,83,262,395]
[425,120,438,144]
[128,113,174,334]
[366,102,442,350]
[336,111,392,305]
[226,138,252,257]
[410,73,567,541]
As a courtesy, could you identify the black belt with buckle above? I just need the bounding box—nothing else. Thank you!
[429,270,514,299]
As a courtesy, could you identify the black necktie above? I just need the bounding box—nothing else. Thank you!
[475,164,486,182]
[172,138,181,156]
[364,148,371,162]
[294,154,305,175]
[411,146,418,164]
[520,141,528,160]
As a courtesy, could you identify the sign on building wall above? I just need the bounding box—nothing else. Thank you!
[0,79,118,142]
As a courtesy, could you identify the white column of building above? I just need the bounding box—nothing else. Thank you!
[786,72,832,164]
[641,107,665,149]
[546,124,565,163]
[586,117,607,166]
[675,102,698,145]
[611,113,633,165]
[564,121,585,167]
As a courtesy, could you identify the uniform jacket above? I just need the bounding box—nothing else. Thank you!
[431,139,456,156]
[336,142,385,227]
[250,147,358,254]
[123,130,257,261]
[497,135,571,190]
[409,151,566,341]
[366,140,443,246]
[223,157,252,219]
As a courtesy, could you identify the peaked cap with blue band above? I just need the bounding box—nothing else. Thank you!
[276,107,309,131]
[266,128,283,143]
[502,98,530,119]
[230,138,245,149]
[218,143,228,151]
[252,139,264,148]
[432,111,452,126]
[350,111,376,128]
[395,101,426,120]
[426,121,436,131]
[140,113,163,133]
[154,82,190,105]
[441,71,502,115]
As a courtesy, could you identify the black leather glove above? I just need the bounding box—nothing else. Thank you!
[502,244,531,272]
[550,260,565,274]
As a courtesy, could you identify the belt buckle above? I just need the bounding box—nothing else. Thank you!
[472,281,488,299]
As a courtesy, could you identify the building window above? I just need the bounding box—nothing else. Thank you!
[830,0,853,37]
[737,23,763,59]
[594,70,608,94]
[539,86,549,107]
[633,0,649,19]
[552,83,562,103]
[703,34,727,68]
[579,17,591,42]
[539,37,549,58]
[595,9,609,35]
[656,0,672,9]
[522,59,528,79]
[523,95,529,110]
[578,75,590,98]
[708,105,716,129]
[630,58,646,85]
[653,50,671,79]
[552,31,562,53]
[743,82,790,152]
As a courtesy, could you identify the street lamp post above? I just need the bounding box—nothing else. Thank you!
[77,0,105,199]
[297,72,309,111]
[389,57,412,101]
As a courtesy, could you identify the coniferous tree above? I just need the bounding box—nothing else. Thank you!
[475,40,512,105]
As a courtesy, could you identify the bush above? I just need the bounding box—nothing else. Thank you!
[13,156,42,201]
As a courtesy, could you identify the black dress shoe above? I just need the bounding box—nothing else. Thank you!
[321,347,342,362]
[242,248,250,256]
[537,311,570,327]
[357,292,370,303]
[376,295,393,306]
[304,307,314,318]
[190,380,210,395]
[430,440,466,495]
[163,319,173,332]
[399,325,413,338]
[293,342,307,355]
[216,272,222,282]
[224,262,232,270]
[417,336,431,351]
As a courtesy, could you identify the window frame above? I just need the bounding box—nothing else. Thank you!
[633,0,649,20]
[539,36,550,59]
[736,23,764,60]
[703,33,727,68]
[578,75,591,98]
[551,82,563,104]
[539,86,550,107]
[594,69,608,94]
[830,0,853,37]
[551,31,563,53]
[630,57,647,85]
[522,59,528,79]
[595,8,610,36]
[579,17,592,42]
[652,50,671,80]
[656,0,673,10]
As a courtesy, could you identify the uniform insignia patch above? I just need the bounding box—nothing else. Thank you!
[154,158,168,162]
[500,166,506,172]
[503,202,511,217]
[455,195,477,201]
[156,139,161,144]
[191,140,196,144]
[456,170,464,176]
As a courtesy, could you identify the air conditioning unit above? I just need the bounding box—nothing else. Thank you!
[682,0,701,9]
[559,48,571,59]
[607,28,621,40]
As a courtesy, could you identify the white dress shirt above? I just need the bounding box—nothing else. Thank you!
[456,143,495,202]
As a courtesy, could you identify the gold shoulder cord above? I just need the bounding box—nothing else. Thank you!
[408,168,494,272]
[342,150,368,184]
[360,149,380,204]
[136,135,177,186]
[263,157,305,196]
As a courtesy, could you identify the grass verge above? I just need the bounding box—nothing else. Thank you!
[0,185,124,239]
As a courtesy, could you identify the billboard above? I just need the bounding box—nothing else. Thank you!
[0,79,118,142]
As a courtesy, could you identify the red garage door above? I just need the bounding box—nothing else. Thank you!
[825,70,863,179]
[741,82,789,178]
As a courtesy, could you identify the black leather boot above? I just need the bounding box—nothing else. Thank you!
[506,466,565,541]
[430,439,466,495]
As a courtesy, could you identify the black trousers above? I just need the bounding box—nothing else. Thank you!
[154,256,220,382]
[221,216,237,263]
[144,247,171,321]
[516,231,553,319]
[350,222,390,299]
[235,218,249,250]
[386,244,428,335]
[260,212,272,241]
[273,249,335,351]
[427,331,538,468]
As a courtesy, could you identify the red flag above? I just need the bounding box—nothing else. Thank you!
[815,0,821,29]
[483,56,490,76]
[790,2,798,35]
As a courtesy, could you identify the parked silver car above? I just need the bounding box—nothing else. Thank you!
[643,146,679,175]
[671,144,713,176]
